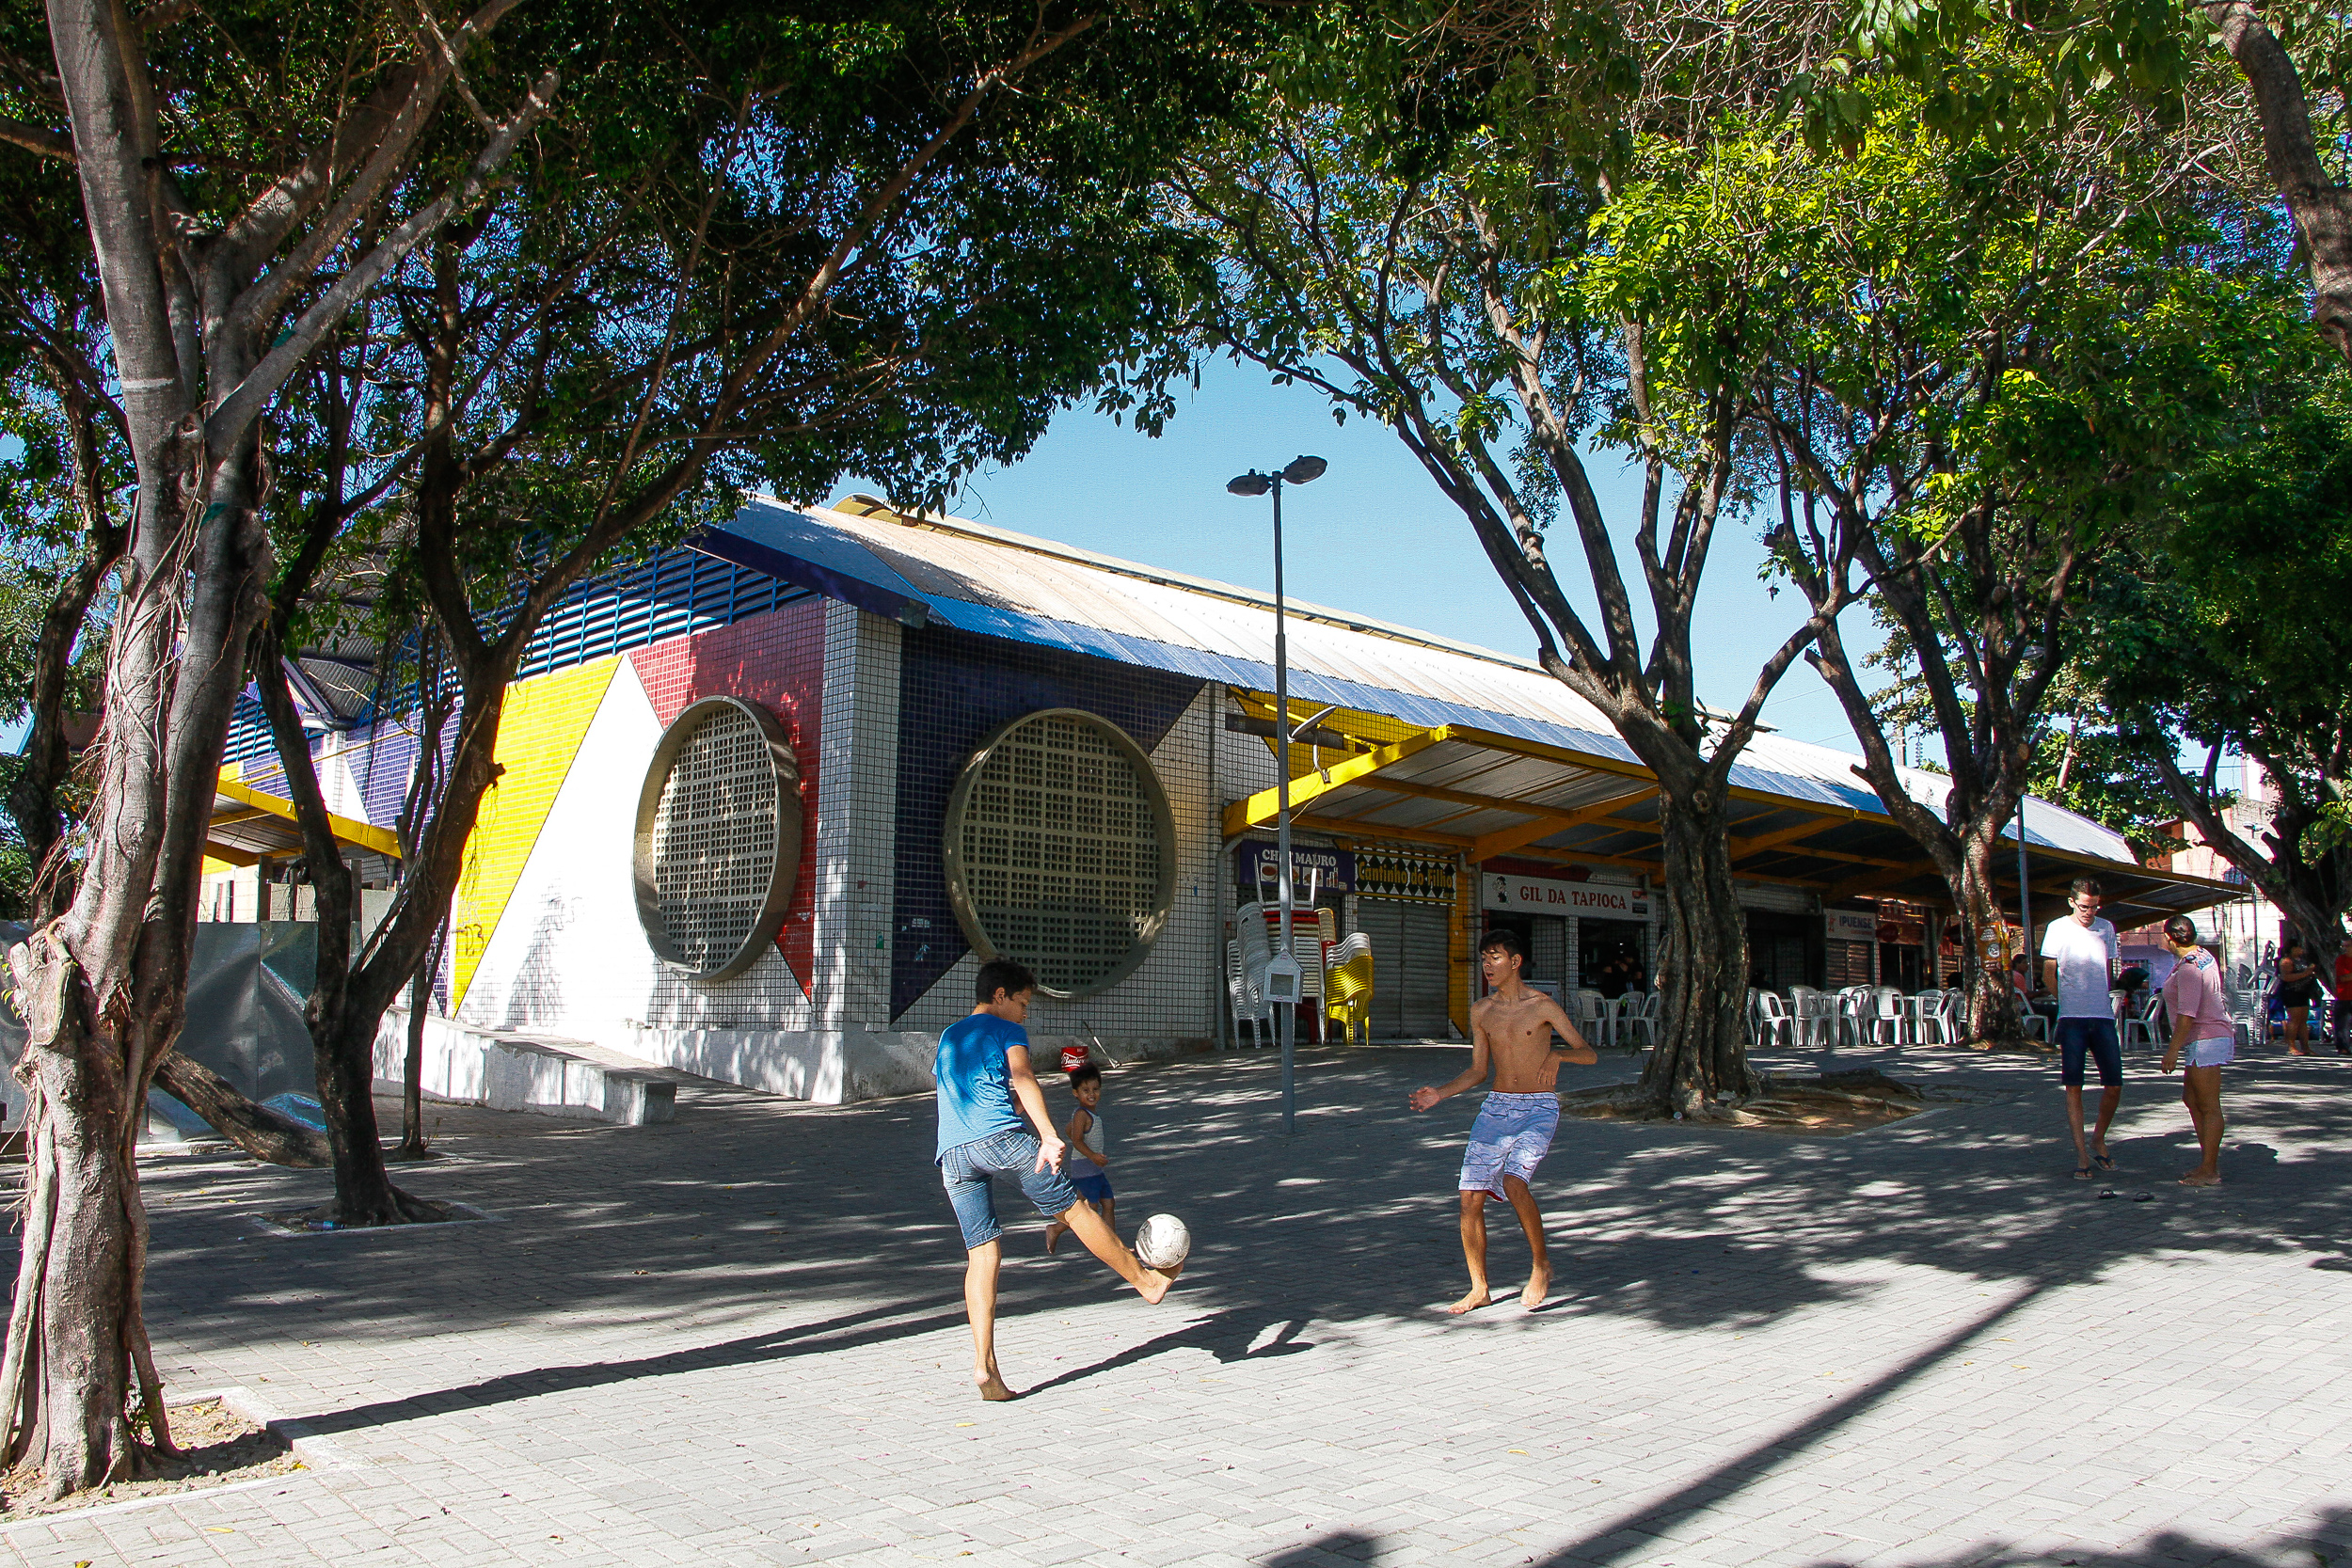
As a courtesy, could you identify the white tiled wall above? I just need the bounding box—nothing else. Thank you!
[453,656,818,1040]
[815,604,902,1031]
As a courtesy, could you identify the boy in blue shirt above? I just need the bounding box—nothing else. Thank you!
[937,958,1177,1401]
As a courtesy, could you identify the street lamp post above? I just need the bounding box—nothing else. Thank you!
[1227,454,1327,1134]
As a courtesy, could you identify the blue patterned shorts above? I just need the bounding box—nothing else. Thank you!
[1458,1091,1560,1198]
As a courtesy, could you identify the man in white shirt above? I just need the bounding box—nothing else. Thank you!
[2041,877,2122,1178]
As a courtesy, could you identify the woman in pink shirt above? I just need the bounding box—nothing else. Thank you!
[2160,916,2236,1186]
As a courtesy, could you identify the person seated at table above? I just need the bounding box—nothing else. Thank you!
[2011,956,2058,1017]
[1594,955,1630,1001]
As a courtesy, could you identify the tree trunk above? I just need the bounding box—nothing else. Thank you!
[313,1001,433,1223]
[1639,784,1759,1114]
[253,642,437,1224]
[400,953,433,1155]
[1954,818,2026,1043]
[2,930,154,1496]
[2206,2,2352,366]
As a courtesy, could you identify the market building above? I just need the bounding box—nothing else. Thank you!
[200,496,2237,1104]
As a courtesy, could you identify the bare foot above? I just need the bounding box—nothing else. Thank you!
[1134,1267,1175,1305]
[1520,1266,1551,1309]
[1444,1288,1492,1316]
[1043,1219,1066,1255]
[2179,1171,2221,1187]
[976,1372,1015,1402]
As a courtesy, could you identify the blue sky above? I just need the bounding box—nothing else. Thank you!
[1,361,1898,766]
[871,356,1892,756]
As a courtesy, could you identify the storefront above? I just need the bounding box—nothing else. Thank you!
[1824,908,1881,987]
[213,494,2233,1103]
[1479,869,1654,1000]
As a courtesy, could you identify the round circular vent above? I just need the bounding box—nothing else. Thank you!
[943,707,1175,999]
[632,697,802,981]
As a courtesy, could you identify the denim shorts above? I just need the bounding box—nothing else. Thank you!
[2056,1017,2122,1088]
[940,1128,1079,1250]
[1071,1168,1113,1205]
[2183,1033,2236,1069]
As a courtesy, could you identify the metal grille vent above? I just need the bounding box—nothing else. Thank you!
[632,697,802,981]
[945,708,1175,999]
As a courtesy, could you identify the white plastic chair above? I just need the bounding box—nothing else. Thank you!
[1912,990,1962,1045]
[1622,990,1660,1051]
[1867,987,1907,1045]
[1572,989,1606,1043]
[2121,991,2165,1052]
[1755,990,1795,1049]
[1788,986,1841,1049]
[1841,986,1878,1047]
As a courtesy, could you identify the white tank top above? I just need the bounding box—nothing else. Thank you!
[1073,1111,1108,1170]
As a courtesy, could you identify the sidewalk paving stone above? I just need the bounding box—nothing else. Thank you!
[2,1042,2347,1566]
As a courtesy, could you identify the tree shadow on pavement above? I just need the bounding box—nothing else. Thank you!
[104,1042,2352,1436]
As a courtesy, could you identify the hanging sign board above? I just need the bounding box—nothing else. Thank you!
[1482,873,1651,922]
[1356,850,1456,905]
[1234,840,1355,895]
[1825,909,1881,944]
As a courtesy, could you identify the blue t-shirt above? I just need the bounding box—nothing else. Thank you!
[934,1012,1030,1159]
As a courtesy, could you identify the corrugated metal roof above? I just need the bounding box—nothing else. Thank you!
[691,498,2135,863]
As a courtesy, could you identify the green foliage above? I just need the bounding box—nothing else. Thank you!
[262,0,1276,658]
[2082,341,2352,858]
[1811,0,2214,151]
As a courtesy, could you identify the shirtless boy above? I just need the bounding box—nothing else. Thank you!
[1408,928,1597,1313]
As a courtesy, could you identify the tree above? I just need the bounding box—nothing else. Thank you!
[2,0,553,1496]
[1597,85,2289,1039]
[0,115,121,921]
[1181,19,1871,1115]
[244,0,1279,1225]
[2086,348,2352,986]
[1831,0,2352,375]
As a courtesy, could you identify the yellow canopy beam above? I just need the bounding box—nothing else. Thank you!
[1470,785,1655,860]
[1221,727,1451,838]
[214,775,403,860]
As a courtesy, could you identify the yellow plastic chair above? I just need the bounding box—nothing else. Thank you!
[1324,935,1374,1043]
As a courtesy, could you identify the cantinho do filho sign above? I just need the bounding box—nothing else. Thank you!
[1482,873,1651,922]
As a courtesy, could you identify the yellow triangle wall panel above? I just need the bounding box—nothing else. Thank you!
[449,657,620,1010]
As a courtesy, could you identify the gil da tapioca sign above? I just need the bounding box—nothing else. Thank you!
[1482,873,1651,922]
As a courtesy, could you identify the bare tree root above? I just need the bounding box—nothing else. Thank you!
[116,1125,171,1461]
[1558,1083,1668,1118]
[1764,1068,1925,1102]
[282,1183,457,1230]
[1560,1067,1927,1129]
[151,1053,330,1166]
[0,1077,56,1471]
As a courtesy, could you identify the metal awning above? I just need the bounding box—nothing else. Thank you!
[206,776,403,866]
[687,498,2234,932]
[1218,693,2237,932]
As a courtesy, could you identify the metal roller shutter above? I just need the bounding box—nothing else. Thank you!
[1359,900,1454,1039]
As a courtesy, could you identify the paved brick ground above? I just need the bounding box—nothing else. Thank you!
[4,1038,2349,1568]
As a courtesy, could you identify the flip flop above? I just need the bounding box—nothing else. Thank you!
[2092,1153,2117,1172]
[2073,1165,2094,1180]
[2132,1192,2153,1202]
[2098,1188,2119,1199]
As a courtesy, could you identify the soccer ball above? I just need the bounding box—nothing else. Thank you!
[1133,1212,1191,1272]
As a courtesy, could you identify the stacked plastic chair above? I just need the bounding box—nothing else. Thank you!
[1232,903,1276,1046]
[1227,938,1271,1045]
[1324,932,1375,1043]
